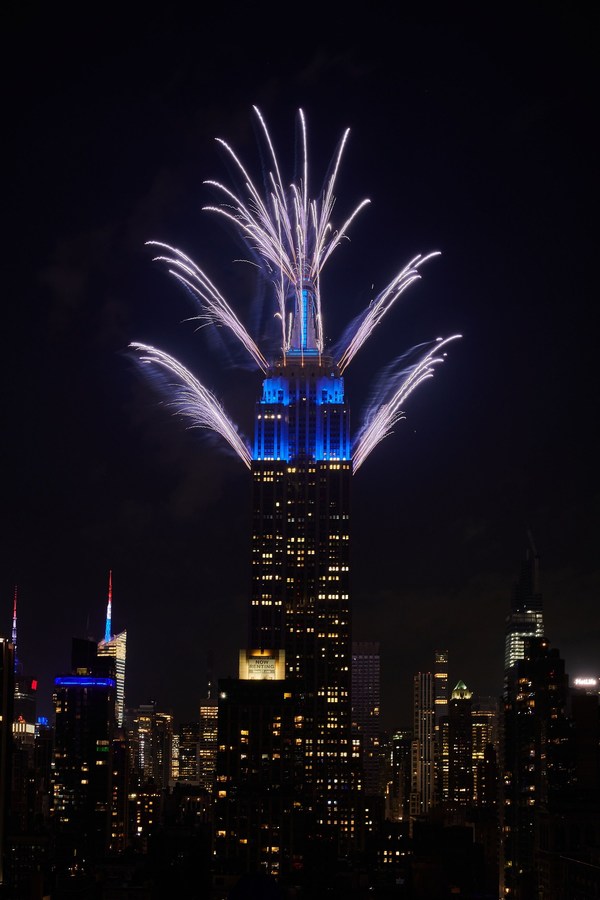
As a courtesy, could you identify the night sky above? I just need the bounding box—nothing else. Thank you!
[4,9,598,730]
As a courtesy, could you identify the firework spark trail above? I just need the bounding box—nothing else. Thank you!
[204,107,371,354]
[147,242,269,372]
[130,342,252,468]
[337,252,441,372]
[136,109,458,468]
[352,335,462,472]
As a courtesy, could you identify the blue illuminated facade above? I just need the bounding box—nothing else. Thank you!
[253,356,350,463]
[54,676,115,688]
[248,350,357,852]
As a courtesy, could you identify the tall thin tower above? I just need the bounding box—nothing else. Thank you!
[410,672,436,816]
[98,571,127,728]
[250,302,354,841]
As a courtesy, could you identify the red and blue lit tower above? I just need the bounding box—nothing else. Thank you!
[97,570,127,728]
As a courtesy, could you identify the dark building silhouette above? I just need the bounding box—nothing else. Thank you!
[500,636,571,899]
[213,673,300,885]
[51,638,116,877]
[385,729,412,822]
[445,680,473,806]
[178,721,200,784]
[352,641,382,800]
[504,538,544,677]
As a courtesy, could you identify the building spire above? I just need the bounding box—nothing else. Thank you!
[12,584,19,673]
[104,570,113,643]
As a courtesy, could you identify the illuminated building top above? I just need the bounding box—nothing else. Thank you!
[254,355,350,463]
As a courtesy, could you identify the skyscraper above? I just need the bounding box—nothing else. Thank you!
[504,538,544,677]
[410,672,436,817]
[446,680,473,805]
[434,649,449,801]
[198,695,218,794]
[352,641,382,799]
[500,637,570,899]
[471,695,498,807]
[249,337,355,847]
[52,639,116,875]
[97,570,127,728]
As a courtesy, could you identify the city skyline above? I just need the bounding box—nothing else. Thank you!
[3,10,598,732]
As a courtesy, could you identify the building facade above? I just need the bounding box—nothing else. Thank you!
[248,342,356,848]
[504,542,544,675]
[410,672,436,817]
[352,641,382,799]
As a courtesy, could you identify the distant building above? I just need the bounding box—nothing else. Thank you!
[97,570,127,728]
[52,639,116,875]
[198,695,218,794]
[125,702,173,792]
[471,695,498,807]
[434,650,449,801]
[446,680,473,805]
[352,641,382,798]
[410,672,436,816]
[178,721,200,784]
[500,636,571,899]
[504,538,544,677]
[213,652,299,882]
[385,728,412,822]
[434,650,449,722]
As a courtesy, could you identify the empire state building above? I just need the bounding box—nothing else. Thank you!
[250,283,355,842]
[132,107,459,881]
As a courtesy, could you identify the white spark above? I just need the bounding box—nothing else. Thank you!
[147,242,269,373]
[337,253,441,372]
[135,109,459,471]
[352,335,462,472]
[130,342,252,468]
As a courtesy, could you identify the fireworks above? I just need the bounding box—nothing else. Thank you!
[131,343,252,468]
[352,336,462,472]
[131,108,459,471]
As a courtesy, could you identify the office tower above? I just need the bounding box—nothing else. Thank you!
[504,539,544,677]
[124,703,172,850]
[385,729,412,822]
[178,722,200,784]
[410,672,436,816]
[434,649,449,802]
[446,680,473,805]
[500,637,570,899]
[352,641,382,798]
[110,728,129,854]
[125,702,173,792]
[198,695,218,794]
[214,650,298,881]
[97,570,127,728]
[52,639,116,874]
[471,696,498,807]
[434,650,449,722]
